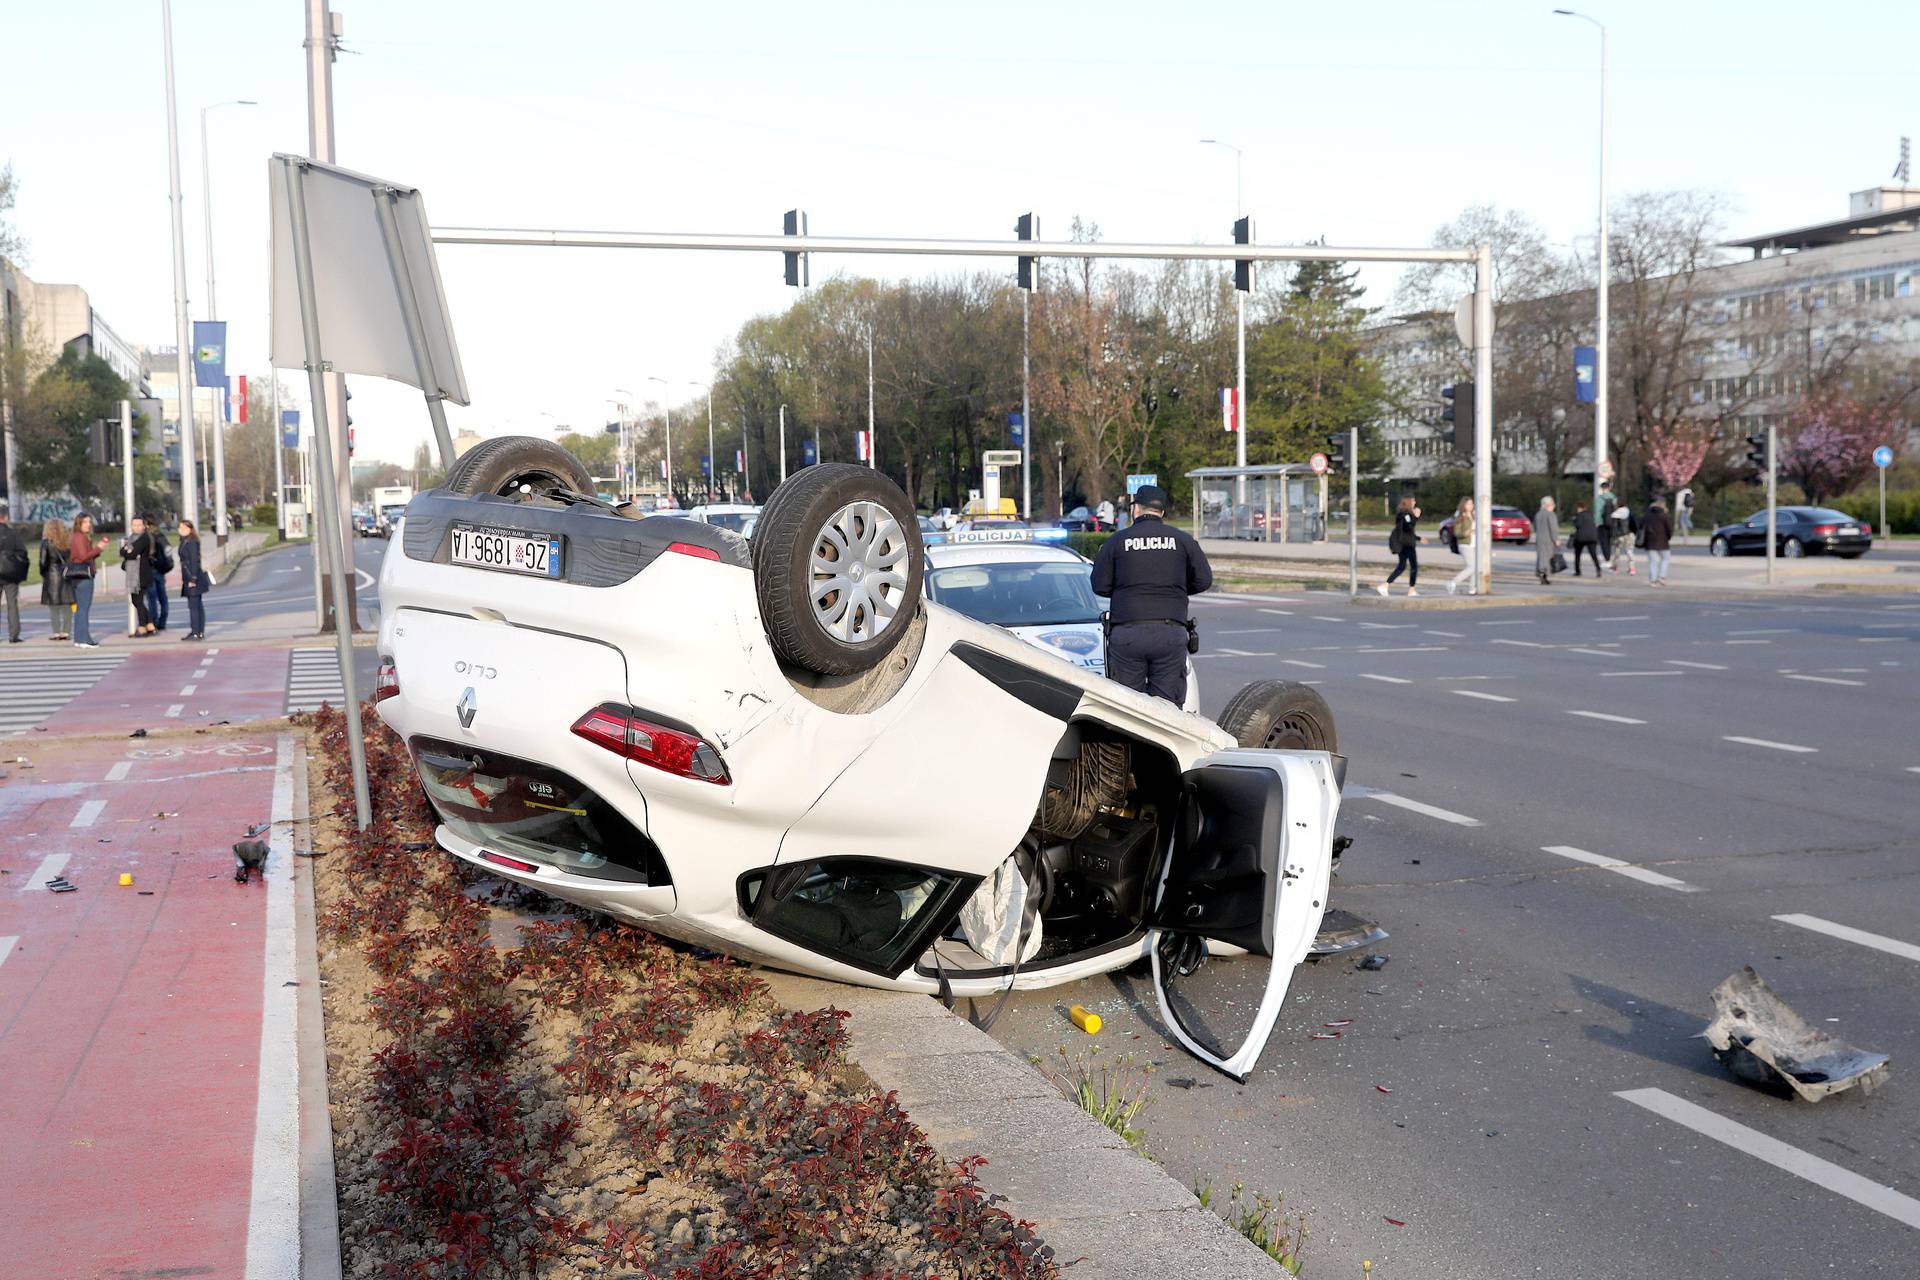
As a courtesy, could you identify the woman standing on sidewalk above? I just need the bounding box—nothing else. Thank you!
[1377,496,1423,597]
[1640,498,1674,586]
[177,519,209,640]
[66,514,107,648]
[1446,497,1477,595]
[38,518,72,640]
[120,515,157,636]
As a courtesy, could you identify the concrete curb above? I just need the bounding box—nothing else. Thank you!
[761,973,1290,1279]
[291,735,346,1280]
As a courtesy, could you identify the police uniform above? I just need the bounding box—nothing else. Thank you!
[1090,487,1213,705]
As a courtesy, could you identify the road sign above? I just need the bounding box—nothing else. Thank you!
[1874,445,1894,469]
[1452,292,1492,348]
[1125,473,1158,495]
[1309,452,1329,475]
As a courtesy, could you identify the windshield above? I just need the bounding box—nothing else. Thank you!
[926,561,1102,626]
[701,512,755,533]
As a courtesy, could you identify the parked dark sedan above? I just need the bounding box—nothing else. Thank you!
[1708,507,1872,559]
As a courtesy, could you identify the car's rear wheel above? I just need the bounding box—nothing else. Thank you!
[442,435,593,501]
[1217,679,1338,753]
[753,464,924,676]
[1710,536,1730,557]
[1782,536,1806,558]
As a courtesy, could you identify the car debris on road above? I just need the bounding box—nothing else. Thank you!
[1703,966,1891,1102]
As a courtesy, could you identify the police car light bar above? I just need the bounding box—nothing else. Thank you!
[946,526,1069,544]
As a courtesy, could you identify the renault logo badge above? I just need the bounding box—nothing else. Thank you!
[456,686,478,729]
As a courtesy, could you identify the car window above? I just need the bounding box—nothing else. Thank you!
[740,859,970,976]
[1801,508,1854,522]
[701,512,755,533]
[927,561,1102,626]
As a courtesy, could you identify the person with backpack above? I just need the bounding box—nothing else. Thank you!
[0,501,27,643]
[1569,502,1602,577]
[38,517,72,640]
[1674,488,1695,543]
[120,515,158,636]
[1445,496,1477,596]
[143,513,173,632]
[1595,485,1618,562]
[1376,496,1423,597]
[1607,501,1638,576]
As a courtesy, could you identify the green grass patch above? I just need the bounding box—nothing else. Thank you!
[1196,1181,1309,1275]
[1044,1046,1150,1153]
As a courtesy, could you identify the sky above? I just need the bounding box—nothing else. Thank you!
[4,0,1917,466]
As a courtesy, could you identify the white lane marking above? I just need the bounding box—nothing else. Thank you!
[1217,628,1281,636]
[193,667,211,679]
[1858,637,1902,643]
[206,648,220,655]
[1359,622,1418,630]
[1821,667,1868,673]
[1355,645,1449,654]
[1542,845,1700,891]
[1451,689,1515,702]
[1568,710,1647,725]
[1199,592,1301,604]
[179,683,198,696]
[24,852,70,890]
[1568,647,1625,658]
[245,732,301,1278]
[1258,608,1295,617]
[105,761,131,782]
[1886,603,1920,610]
[1596,614,1650,622]
[0,936,14,968]
[1423,629,1465,638]
[1213,648,1277,657]
[1478,619,1533,626]
[1601,670,1683,677]
[1310,616,1345,623]
[1362,791,1482,827]
[164,703,184,718]
[1728,628,1793,635]
[1281,659,1325,669]
[1358,673,1410,684]
[1784,673,1864,687]
[1906,766,1920,774]
[1772,914,1920,963]
[1489,637,1547,648]
[1725,639,1772,646]
[1862,621,1920,628]
[71,799,106,828]
[1664,659,1727,670]
[1616,1088,1920,1230]
[1618,633,1652,640]
[1723,735,1818,754]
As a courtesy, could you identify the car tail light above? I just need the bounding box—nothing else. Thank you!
[1863,523,1872,536]
[571,703,731,785]
[374,657,400,703]
[1814,524,1837,536]
[479,850,540,874]
[666,541,721,562]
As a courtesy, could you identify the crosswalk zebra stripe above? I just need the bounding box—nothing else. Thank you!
[0,654,129,736]
[285,648,348,714]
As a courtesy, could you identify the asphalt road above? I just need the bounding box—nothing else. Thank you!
[984,588,1919,1279]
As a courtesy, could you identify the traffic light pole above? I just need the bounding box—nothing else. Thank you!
[1347,426,1359,598]
[122,399,136,636]
[1021,288,1031,519]
[1472,246,1494,594]
[1765,423,1777,586]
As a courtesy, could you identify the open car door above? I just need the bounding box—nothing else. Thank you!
[1149,749,1339,1081]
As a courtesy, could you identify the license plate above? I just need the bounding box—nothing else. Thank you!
[449,524,562,578]
[1840,526,1859,534]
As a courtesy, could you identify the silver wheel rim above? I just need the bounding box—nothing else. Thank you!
[1711,539,1726,557]
[809,500,910,644]
[1784,539,1803,558]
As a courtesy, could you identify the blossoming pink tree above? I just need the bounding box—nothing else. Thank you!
[1779,393,1898,503]
[1643,420,1715,496]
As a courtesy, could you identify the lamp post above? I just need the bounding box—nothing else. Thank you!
[1200,138,1247,501]
[1555,8,1609,515]
[159,0,198,528]
[686,380,715,500]
[609,391,634,501]
[778,403,789,483]
[199,98,256,545]
[645,376,674,506]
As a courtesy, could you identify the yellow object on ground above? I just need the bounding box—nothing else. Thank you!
[1068,1004,1102,1034]
[118,873,133,886]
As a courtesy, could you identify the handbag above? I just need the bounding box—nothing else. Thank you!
[1550,551,1569,575]
[62,558,93,582]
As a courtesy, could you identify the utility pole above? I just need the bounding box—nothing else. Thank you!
[305,0,356,631]
[647,376,673,505]
[160,0,198,528]
[1022,288,1032,518]
[1055,437,1065,518]
[865,328,876,469]
[270,373,285,539]
[201,99,254,546]
[1347,427,1359,598]
[1765,423,1777,586]
[1556,9,1609,515]
[122,400,136,634]
[778,403,788,483]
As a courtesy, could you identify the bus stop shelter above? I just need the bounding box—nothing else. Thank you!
[1186,464,1327,544]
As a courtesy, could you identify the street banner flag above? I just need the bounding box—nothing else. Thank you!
[1574,345,1597,404]
[193,320,227,388]
[701,453,712,476]
[735,449,745,473]
[1220,386,1238,433]
[269,154,470,405]
[237,375,249,424]
[281,408,300,449]
[803,439,818,466]
[856,430,871,462]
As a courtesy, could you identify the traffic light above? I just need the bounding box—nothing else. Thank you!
[1325,432,1349,471]
[1440,381,1475,449]
[783,209,810,287]
[1745,432,1767,480]
[1233,216,1254,293]
[1015,212,1039,290]
[88,419,123,466]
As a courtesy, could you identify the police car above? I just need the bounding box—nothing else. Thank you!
[925,527,1200,714]
[375,439,1344,1079]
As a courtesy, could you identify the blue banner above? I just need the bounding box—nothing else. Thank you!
[1574,345,1597,404]
[192,320,227,388]
[1009,412,1024,446]
[802,439,818,466]
[701,453,712,476]
[281,409,300,449]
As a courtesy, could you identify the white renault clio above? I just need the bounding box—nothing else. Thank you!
[375,438,1344,1078]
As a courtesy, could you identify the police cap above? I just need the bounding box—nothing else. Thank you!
[1131,484,1169,512]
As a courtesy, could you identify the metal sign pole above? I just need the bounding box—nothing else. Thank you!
[371,188,458,469]
[1879,464,1887,547]
[270,373,285,538]
[1472,246,1495,595]
[1765,423,1777,586]
[122,399,136,635]
[281,157,371,830]
[1348,427,1359,597]
[1021,289,1031,519]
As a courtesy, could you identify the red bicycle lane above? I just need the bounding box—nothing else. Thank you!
[33,644,293,736]
[0,727,296,1280]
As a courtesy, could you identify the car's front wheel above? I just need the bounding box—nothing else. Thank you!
[442,435,593,501]
[1710,536,1730,557]
[753,464,924,676]
[1782,536,1806,559]
[1217,679,1338,753]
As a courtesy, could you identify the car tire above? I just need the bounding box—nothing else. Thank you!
[441,435,593,501]
[1782,537,1805,559]
[1217,679,1338,753]
[1710,536,1730,557]
[752,463,924,676]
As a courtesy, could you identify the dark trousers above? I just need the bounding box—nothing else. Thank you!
[1,581,18,640]
[187,592,206,636]
[129,587,152,630]
[1386,546,1418,585]
[1572,541,1602,575]
[146,577,169,629]
[1108,622,1189,705]
[1597,527,1614,560]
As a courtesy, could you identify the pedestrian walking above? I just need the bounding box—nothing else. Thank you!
[177,519,209,640]
[1569,502,1602,577]
[144,513,173,632]
[38,518,72,640]
[1090,485,1211,706]
[66,513,108,648]
[120,515,157,636]
[0,501,26,643]
[1607,502,1638,576]
[1377,496,1423,597]
[1446,497,1476,596]
[1674,487,1695,543]
[1641,498,1674,586]
[1534,497,1562,586]
[1595,485,1619,562]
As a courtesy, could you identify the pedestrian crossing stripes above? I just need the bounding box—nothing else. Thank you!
[286,648,348,715]
[0,654,128,737]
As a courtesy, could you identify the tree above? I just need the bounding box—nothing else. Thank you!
[1643,418,1715,494]
[0,163,24,264]
[1248,256,1392,470]
[13,349,160,513]
[1778,391,1899,503]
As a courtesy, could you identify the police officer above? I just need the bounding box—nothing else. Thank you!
[1090,485,1212,705]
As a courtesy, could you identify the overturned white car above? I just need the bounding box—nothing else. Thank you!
[375,439,1345,1078]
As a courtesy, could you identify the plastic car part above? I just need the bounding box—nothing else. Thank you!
[1035,738,1129,840]
[1217,680,1339,753]
[570,703,730,785]
[752,464,925,676]
[442,434,594,501]
[1703,965,1890,1102]
[373,657,400,703]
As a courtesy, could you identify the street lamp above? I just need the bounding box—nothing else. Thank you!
[1555,8,1609,515]
[778,403,789,484]
[686,380,715,500]
[645,376,675,505]
[199,98,255,543]
[607,393,634,501]
[1200,138,1248,499]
